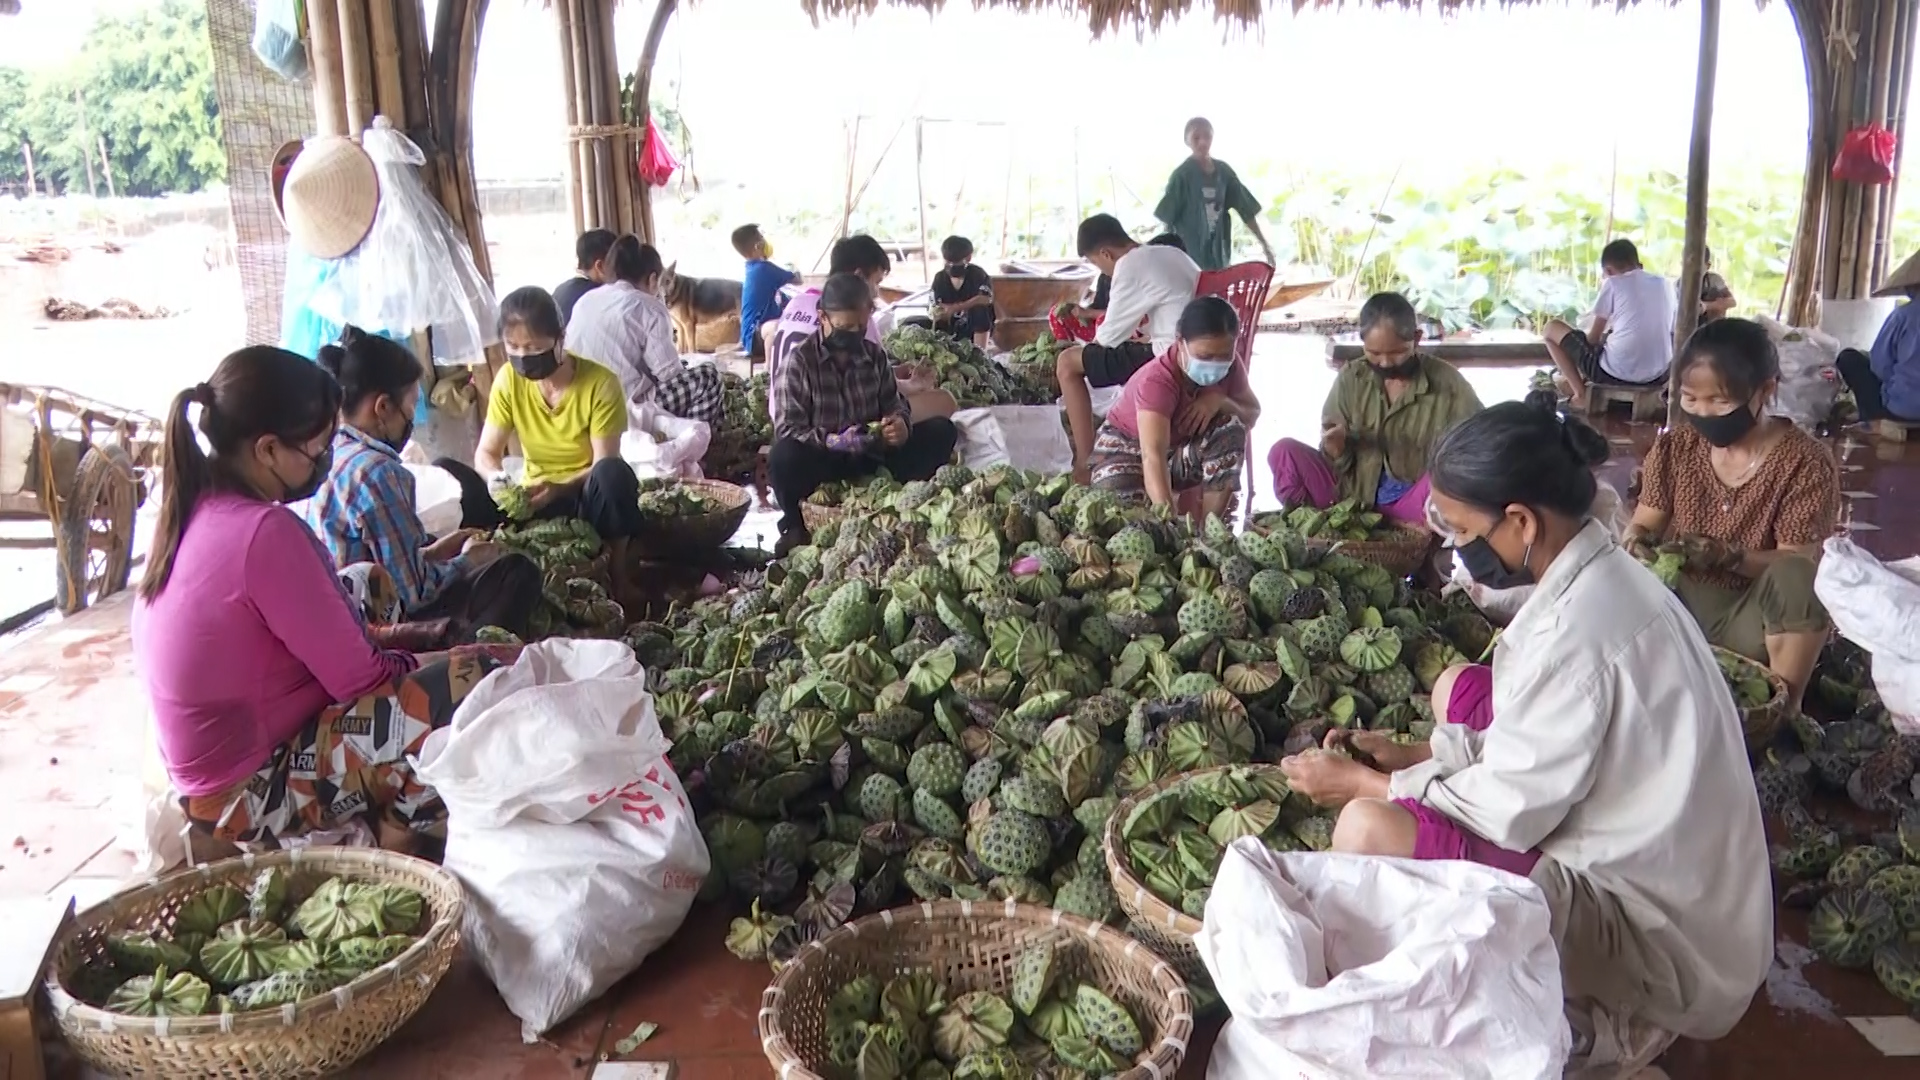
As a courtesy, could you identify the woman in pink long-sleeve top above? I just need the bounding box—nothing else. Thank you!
[133,346,516,852]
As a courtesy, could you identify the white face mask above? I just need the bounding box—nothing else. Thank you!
[1184,350,1232,386]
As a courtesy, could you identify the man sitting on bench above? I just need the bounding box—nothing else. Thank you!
[1542,239,1675,407]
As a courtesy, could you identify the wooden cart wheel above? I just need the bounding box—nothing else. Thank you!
[56,443,136,616]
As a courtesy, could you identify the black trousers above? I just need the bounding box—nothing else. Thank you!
[769,417,958,534]
[935,307,996,338]
[437,456,645,540]
[1836,348,1914,422]
[410,552,544,644]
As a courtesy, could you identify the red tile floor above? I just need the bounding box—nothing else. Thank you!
[8,335,1920,1078]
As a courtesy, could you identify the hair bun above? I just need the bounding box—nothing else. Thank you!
[191,382,215,405]
[316,343,346,376]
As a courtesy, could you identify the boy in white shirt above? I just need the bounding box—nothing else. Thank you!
[1057,213,1202,483]
[1543,238,1676,407]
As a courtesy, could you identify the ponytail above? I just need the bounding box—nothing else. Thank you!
[1429,395,1611,521]
[137,347,343,601]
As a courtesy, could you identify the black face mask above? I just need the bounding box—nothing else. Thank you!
[946,264,969,277]
[1371,355,1423,381]
[1682,403,1758,448]
[280,444,331,504]
[824,328,864,351]
[511,349,561,381]
[383,415,415,453]
[1456,533,1534,591]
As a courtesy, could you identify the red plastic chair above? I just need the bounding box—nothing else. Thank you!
[1194,262,1275,523]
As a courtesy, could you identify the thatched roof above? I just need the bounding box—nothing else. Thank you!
[799,0,1685,37]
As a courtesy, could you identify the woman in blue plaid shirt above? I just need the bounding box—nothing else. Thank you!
[306,329,543,641]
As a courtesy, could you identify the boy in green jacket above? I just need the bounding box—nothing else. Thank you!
[1153,118,1276,272]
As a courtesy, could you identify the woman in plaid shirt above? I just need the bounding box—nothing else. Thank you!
[768,273,958,554]
[307,328,543,642]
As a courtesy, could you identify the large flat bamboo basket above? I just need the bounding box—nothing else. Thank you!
[760,899,1193,1080]
[45,848,463,1079]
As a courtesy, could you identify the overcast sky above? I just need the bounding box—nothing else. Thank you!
[0,0,1825,186]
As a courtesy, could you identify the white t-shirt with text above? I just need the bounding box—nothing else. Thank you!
[1591,268,1676,384]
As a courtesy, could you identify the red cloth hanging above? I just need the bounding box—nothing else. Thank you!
[1833,124,1898,185]
[638,115,680,188]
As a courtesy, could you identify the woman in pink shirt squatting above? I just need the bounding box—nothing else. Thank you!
[1088,296,1261,518]
[132,347,518,853]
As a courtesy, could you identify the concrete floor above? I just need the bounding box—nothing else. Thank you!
[10,335,1920,1078]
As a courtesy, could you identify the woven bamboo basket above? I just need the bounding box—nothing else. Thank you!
[1103,764,1293,984]
[1302,523,1436,578]
[45,848,463,1079]
[632,478,751,558]
[1712,646,1791,756]
[760,900,1193,1080]
[799,499,847,532]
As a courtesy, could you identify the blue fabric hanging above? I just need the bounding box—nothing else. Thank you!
[280,248,431,427]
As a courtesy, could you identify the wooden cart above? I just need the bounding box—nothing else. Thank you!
[0,385,159,615]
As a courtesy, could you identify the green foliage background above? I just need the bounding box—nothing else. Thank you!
[0,0,224,198]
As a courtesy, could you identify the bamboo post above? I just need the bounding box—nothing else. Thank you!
[581,1,615,230]
[555,0,585,236]
[1875,0,1918,286]
[567,0,600,228]
[1822,0,1859,300]
[339,0,376,137]
[1670,0,1721,425]
[594,0,635,236]
[73,90,96,196]
[368,0,408,129]
[916,117,929,284]
[631,0,680,244]
[97,135,114,198]
[1852,0,1899,298]
[22,141,33,197]
[308,0,349,138]
[394,0,431,137]
[1781,0,1833,324]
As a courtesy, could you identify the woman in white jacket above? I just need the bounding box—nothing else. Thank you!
[1281,395,1771,1071]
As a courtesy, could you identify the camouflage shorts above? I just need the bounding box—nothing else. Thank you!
[182,644,520,849]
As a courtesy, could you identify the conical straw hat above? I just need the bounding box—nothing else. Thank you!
[1873,249,1920,297]
[280,137,378,260]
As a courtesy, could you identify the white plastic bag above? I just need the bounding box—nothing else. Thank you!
[405,463,465,537]
[251,0,307,80]
[309,118,500,366]
[1757,314,1840,428]
[623,401,711,480]
[113,709,190,876]
[1198,840,1568,1080]
[1814,537,1920,733]
[411,640,710,1040]
[951,406,1074,475]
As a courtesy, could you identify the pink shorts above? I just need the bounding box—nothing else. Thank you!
[1392,663,1541,876]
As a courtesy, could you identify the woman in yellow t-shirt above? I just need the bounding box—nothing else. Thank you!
[441,286,644,602]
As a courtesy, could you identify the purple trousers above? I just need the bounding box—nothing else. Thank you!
[1391,664,1542,877]
[1267,438,1430,525]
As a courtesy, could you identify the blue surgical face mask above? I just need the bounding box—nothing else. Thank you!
[1185,352,1232,387]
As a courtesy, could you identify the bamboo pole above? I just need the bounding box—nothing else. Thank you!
[916,117,929,284]
[1822,0,1858,300]
[567,0,600,229]
[595,0,635,236]
[555,0,585,237]
[368,0,408,129]
[22,141,33,197]
[1781,0,1832,324]
[1853,0,1899,298]
[97,135,115,198]
[1670,0,1721,425]
[394,0,431,136]
[1876,0,1918,286]
[632,0,680,244]
[73,90,96,196]
[309,0,349,138]
[339,0,376,137]
[581,0,615,230]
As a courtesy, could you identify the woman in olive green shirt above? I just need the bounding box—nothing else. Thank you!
[1268,292,1483,522]
[1152,118,1276,273]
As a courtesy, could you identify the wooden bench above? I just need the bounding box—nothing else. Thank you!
[1873,418,1920,442]
[1583,381,1667,423]
[1326,330,1552,371]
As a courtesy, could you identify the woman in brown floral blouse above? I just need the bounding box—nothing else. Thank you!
[1625,318,1837,709]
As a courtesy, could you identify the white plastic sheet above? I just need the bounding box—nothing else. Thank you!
[1814,536,1920,734]
[1756,314,1841,428]
[623,402,711,481]
[405,463,465,537]
[412,641,710,1040]
[308,118,500,366]
[1198,840,1568,1080]
[951,406,1074,475]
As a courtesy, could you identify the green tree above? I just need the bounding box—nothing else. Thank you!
[0,0,222,198]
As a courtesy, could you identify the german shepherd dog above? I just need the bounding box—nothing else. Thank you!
[660,263,744,354]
